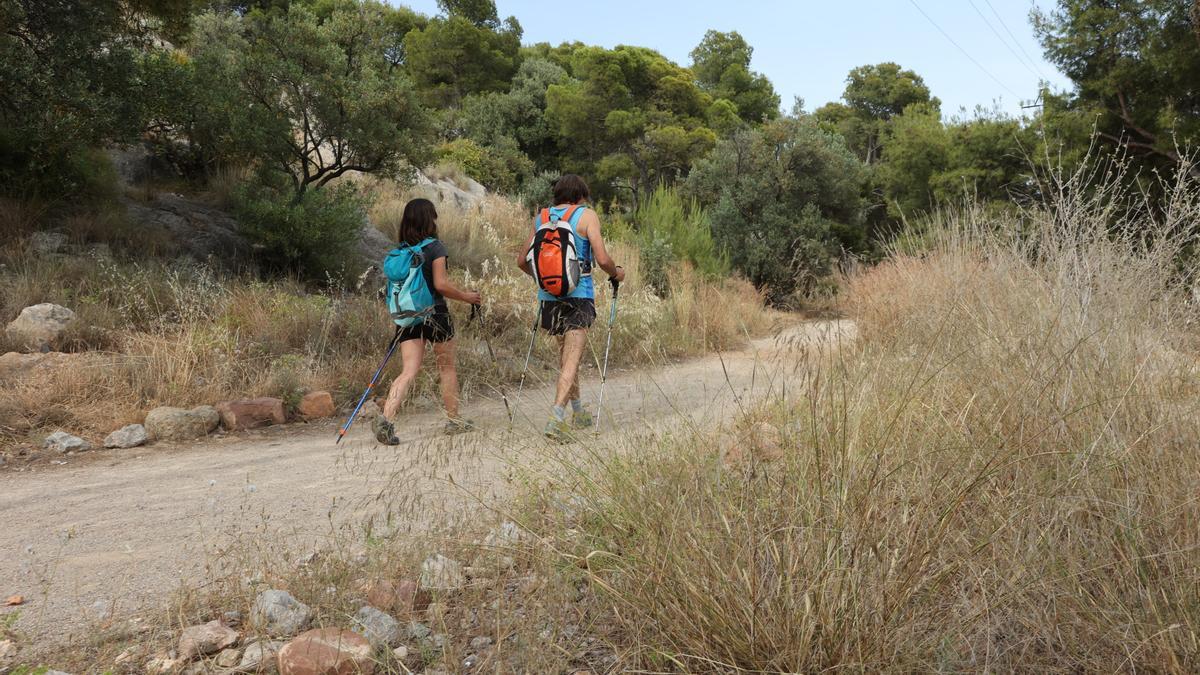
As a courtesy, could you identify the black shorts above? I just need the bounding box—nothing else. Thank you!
[397,308,454,344]
[539,298,596,336]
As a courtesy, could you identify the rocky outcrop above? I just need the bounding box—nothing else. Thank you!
[6,303,75,352]
[144,405,220,441]
[216,397,286,431]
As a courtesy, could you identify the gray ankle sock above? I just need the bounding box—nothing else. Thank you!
[552,405,567,421]
[570,399,585,413]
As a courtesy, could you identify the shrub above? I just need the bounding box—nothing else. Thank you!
[634,184,727,282]
[435,137,532,194]
[233,183,367,283]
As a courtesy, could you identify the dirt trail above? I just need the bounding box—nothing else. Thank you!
[0,319,853,651]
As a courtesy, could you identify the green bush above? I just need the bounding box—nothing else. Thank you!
[233,183,366,283]
[435,137,532,194]
[634,184,727,281]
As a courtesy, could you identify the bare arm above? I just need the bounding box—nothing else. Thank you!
[516,219,536,277]
[431,257,482,305]
[582,210,625,281]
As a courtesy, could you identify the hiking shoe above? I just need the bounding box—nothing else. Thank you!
[443,418,476,436]
[372,415,400,446]
[571,407,594,429]
[543,417,572,443]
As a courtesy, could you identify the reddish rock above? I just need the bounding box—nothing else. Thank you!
[178,619,239,660]
[277,629,374,675]
[298,391,336,419]
[362,578,427,615]
[216,397,286,431]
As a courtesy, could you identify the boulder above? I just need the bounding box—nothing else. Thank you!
[30,231,68,256]
[144,405,220,441]
[351,606,401,648]
[43,431,91,454]
[216,398,285,431]
[297,391,335,419]
[104,424,149,449]
[178,619,239,660]
[419,554,465,592]
[240,639,285,672]
[276,628,374,675]
[6,303,75,352]
[251,590,311,637]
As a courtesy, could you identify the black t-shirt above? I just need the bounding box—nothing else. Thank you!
[419,238,449,309]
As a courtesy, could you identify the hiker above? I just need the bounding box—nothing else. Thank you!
[373,198,481,445]
[518,174,625,441]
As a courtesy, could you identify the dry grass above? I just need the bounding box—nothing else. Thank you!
[1,186,772,448]
[506,162,1200,672]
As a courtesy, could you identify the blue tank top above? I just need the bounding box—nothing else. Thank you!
[537,205,593,301]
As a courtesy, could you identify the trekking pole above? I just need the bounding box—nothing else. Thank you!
[595,269,622,431]
[336,326,402,444]
[471,303,513,423]
[510,300,541,427]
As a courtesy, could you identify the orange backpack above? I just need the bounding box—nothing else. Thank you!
[527,205,584,297]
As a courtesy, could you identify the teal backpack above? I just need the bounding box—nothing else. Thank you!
[383,238,436,327]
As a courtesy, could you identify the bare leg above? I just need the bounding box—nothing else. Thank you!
[383,339,425,420]
[556,335,581,403]
[555,328,587,408]
[432,339,460,419]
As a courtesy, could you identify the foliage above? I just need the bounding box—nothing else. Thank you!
[634,184,727,283]
[688,116,867,302]
[232,182,367,281]
[153,4,431,199]
[689,30,780,124]
[403,2,522,107]
[435,137,532,193]
[0,0,144,198]
[1033,0,1200,177]
[545,45,718,202]
[814,62,938,164]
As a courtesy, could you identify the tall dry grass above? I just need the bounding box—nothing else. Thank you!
[515,162,1200,671]
[1,185,771,447]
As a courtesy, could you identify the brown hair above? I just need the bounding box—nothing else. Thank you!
[398,198,437,245]
[552,174,590,205]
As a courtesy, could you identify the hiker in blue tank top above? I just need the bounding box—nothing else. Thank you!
[517,174,625,441]
[373,198,482,445]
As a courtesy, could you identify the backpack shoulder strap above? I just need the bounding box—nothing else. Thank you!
[539,208,552,225]
[561,205,583,224]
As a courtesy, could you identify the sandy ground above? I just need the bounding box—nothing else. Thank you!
[0,319,853,655]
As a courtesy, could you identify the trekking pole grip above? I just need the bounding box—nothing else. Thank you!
[610,266,622,297]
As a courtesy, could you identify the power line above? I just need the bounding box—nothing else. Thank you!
[966,0,1043,82]
[907,0,1022,101]
[980,0,1048,79]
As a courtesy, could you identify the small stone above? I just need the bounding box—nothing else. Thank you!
[6,303,75,352]
[276,628,373,675]
[420,554,465,592]
[469,635,493,650]
[352,605,401,648]
[362,578,426,615]
[215,647,242,668]
[104,423,149,449]
[178,619,238,659]
[391,645,408,660]
[239,639,284,671]
[251,589,311,637]
[425,602,446,624]
[221,609,243,626]
[359,400,382,419]
[0,639,16,659]
[463,654,480,669]
[406,621,431,640]
[181,663,209,675]
[215,398,285,431]
[297,391,335,419]
[145,405,220,441]
[43,430,91,454]
[144,655,182,675]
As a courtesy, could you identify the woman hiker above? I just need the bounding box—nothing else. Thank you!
[373,198,482,445]
[517,174,625,441]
